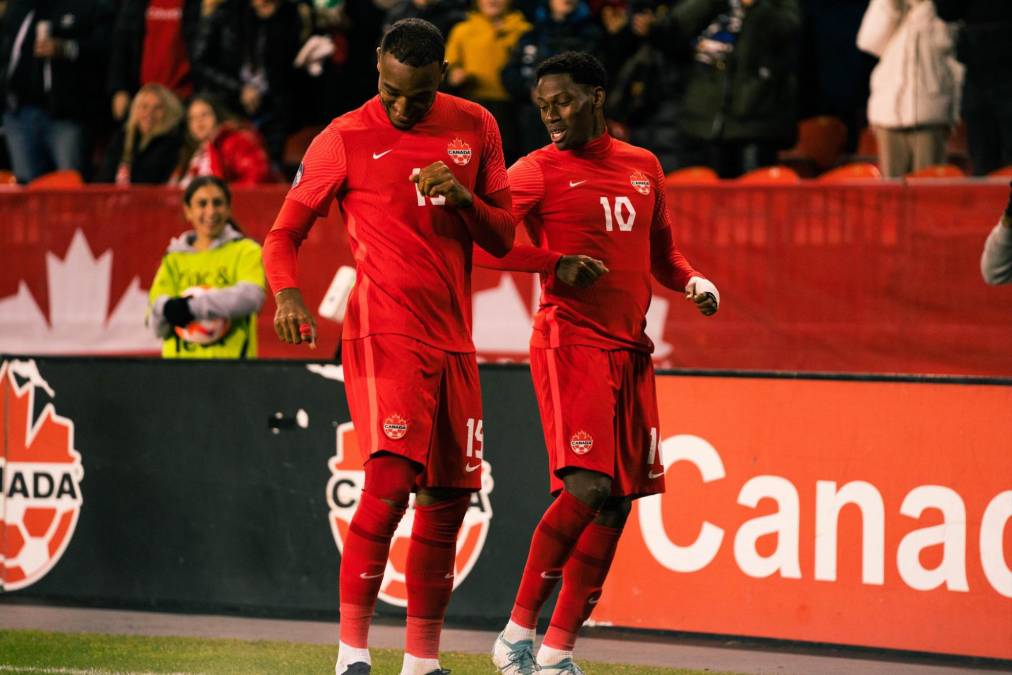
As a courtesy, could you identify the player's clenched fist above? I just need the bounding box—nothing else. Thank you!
[274,288,317,347]
[556,254,609,288]
[411,161,473,208]
[685,276,719,316]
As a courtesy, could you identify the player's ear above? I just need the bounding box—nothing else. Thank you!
[376,48,382,71]
[592,86,606,111]
[440,60,449,80]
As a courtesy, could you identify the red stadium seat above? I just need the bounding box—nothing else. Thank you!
[906,164,965,179]
[26,169,83,189]
[784,115,848,169]
[817,162,883,183]
[283,125,326,169]
[988,165,1012,178]
[737,166,801,184]
[664,166,719,185]
[857,126,878,158]
[0,170,17,186]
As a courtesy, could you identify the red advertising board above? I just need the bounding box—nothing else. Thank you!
[594,374,1012,659]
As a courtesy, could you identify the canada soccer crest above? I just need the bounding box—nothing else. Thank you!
[326,422,494,607]
[570,430,594,455]
[630,170,651,196]
[447,138,472,166]
[383,414,409,440]
[0,359,84,591]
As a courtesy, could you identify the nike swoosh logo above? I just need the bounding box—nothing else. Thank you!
[569,180,586,187]
[359,571,384,579]
[588,597,600,605]
[465,462,481,472]
[540,571,563,579]
[372,149,393,159]
[445,572,455,579]
[648,470,665,479]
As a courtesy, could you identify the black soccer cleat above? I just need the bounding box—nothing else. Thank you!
[338,663,371,675]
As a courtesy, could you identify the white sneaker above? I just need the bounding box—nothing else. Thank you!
[491,630,541,674]
[538,658,585,674]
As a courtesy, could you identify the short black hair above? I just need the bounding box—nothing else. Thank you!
[536,51,607,90]
[379,19,445,66]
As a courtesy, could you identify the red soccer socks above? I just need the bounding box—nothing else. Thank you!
[339,490,407,648]
[542,522,623,652]
[510,490,599,629]
[404,494,471,659]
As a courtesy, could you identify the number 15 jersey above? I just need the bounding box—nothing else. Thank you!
[509,133,699,353]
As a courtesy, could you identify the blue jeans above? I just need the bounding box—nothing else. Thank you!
[2,105,85,183]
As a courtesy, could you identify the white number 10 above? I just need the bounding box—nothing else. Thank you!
[600,196,636,232]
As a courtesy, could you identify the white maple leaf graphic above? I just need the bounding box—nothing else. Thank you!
[471,273,672,359]
[0,230,159,354]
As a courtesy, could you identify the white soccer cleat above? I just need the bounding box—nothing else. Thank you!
[491,630,541,674]
[537,658,585,675]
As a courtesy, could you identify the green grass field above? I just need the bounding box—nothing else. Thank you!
[0,630,728,675]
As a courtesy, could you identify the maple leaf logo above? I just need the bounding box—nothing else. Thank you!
[630,170,651,196]
[447,138,472,166]
[0,230,159,354]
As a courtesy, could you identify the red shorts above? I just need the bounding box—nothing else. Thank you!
[342,334,484,490]
[530,345,664,498]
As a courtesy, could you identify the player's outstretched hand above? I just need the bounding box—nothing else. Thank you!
[274,288,317,348]
[412,161,473,208]
[685,277,719,316]
[556,254,609,288]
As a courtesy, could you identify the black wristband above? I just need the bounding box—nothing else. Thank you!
[163,296,195,328]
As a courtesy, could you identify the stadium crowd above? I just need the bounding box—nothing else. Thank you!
[0,0,1009,185]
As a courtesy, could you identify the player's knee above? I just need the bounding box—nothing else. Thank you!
[596,497,632,528]
[363,452,421,506]
[562,471,612,510]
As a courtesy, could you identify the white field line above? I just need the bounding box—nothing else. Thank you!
[0,666,196,675]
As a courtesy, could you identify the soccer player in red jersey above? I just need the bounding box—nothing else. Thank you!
[261,19,514,675]
[479,52,719,674]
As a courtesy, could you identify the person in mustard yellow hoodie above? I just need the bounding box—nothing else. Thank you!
[147,175,265,358]
[445,0,530,162]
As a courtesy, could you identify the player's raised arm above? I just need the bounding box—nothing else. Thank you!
[647,158,719,316]
[263,125,348,346]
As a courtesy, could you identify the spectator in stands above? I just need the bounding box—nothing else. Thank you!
[503,0,604,154]
[192,0,311,170]
[932,0,1012,175]
[0,0,115,183]
[384,0,468,43]
[857,0,961,178]
[641,0,801,178]
[108,0,202,122]
[981,182,1012,285]
[172,93,272,187]
[605,0,691,171]
[97,83,184,185]
[148,175,266,359]
[445,0,530,162]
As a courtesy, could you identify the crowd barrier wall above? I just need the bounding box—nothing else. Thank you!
[1,183,1010,375]
[1,357,1008,660]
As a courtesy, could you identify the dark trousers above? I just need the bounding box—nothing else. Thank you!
[678,136,779,179]
[962,76,1012,176]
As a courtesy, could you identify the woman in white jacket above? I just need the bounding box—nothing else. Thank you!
[857,0,963,177]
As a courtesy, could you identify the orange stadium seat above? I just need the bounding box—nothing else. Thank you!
[26,169,83,189]
[737,165,801,184]
[988,165,1012,178]
[784,115,848,170]
[0,170,17,186]
[906,164,965,179]
[857,126,878,158]
[664,166,719,185]
[817,162,883,183]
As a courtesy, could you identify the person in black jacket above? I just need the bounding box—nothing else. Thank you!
[191,0,312,169]
[932,0,1012,175]
[107,0,202,122]
[97,83,184,184]
[0,0,115,183]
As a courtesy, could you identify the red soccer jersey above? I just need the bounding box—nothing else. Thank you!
[508,133,698,352]
[284,94,510,352]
